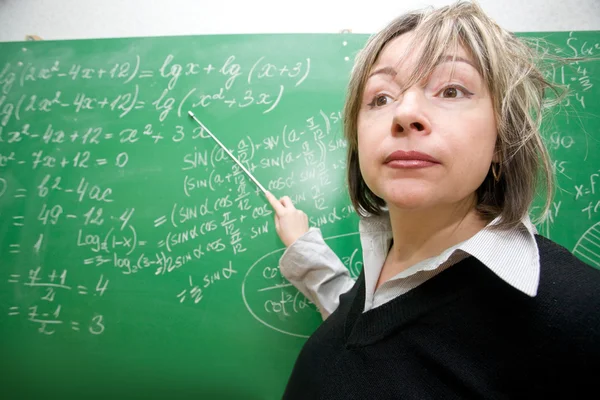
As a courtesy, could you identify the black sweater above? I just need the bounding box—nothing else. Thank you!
[283,235,600,399]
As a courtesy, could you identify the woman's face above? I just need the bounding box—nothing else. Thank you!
[357,32,497,212]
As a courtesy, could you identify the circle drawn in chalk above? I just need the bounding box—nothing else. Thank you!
[573,222,600,268]
[242,247,318,338]
[242,232,362,338]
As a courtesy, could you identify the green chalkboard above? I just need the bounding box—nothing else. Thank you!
[0,31,598,399]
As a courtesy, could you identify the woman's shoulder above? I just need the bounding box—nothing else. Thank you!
[535,234,599,275]
[531,235,600,364]
[534,233,600,314]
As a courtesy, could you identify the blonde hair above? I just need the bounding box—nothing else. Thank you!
[343,0,561,229]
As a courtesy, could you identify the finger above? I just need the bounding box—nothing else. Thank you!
[280,196,296,210]
[265,191,285,215]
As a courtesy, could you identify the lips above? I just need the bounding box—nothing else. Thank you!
[384,150,440,168]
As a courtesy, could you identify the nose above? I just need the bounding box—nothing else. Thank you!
[392,89,432,136]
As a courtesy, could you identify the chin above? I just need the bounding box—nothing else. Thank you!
[385,197,434,210]
[376,187,435,210]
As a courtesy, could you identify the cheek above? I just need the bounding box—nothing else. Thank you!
[356,120,370,161]
[356,113,386,150]
[479,112,498,161]
[355,128,381,193]
[455,116,497,178]
[357,140,373,181]
[356,124,380,169]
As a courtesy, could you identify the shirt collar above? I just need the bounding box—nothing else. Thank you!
[358,212,540,297]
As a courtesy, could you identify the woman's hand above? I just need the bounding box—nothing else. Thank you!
[265,191,309,247]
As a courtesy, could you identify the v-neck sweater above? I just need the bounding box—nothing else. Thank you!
[282,235,600,399]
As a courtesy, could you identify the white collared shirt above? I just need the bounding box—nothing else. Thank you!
[279,212,540,319]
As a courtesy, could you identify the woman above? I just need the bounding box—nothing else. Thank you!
[266,1,600,398]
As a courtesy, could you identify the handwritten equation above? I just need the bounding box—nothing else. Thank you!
[0,54,310,124]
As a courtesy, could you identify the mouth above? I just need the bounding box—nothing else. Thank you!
[384,150,440,169]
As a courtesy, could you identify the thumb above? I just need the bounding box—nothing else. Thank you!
[274,215,280,231]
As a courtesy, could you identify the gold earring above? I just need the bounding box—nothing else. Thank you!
[491,163,502,182]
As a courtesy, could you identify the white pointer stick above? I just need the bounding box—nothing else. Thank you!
[188,111,267,195]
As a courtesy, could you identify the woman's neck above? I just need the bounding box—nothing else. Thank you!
[385,197,488,268]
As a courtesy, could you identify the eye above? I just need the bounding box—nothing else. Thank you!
[367,94,394,108]
[438,85,473,99]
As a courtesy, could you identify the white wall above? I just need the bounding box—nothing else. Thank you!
[0,0,599,42]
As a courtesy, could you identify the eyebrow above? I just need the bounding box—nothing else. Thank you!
[368,66,397,79]
[367,55,477,79]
